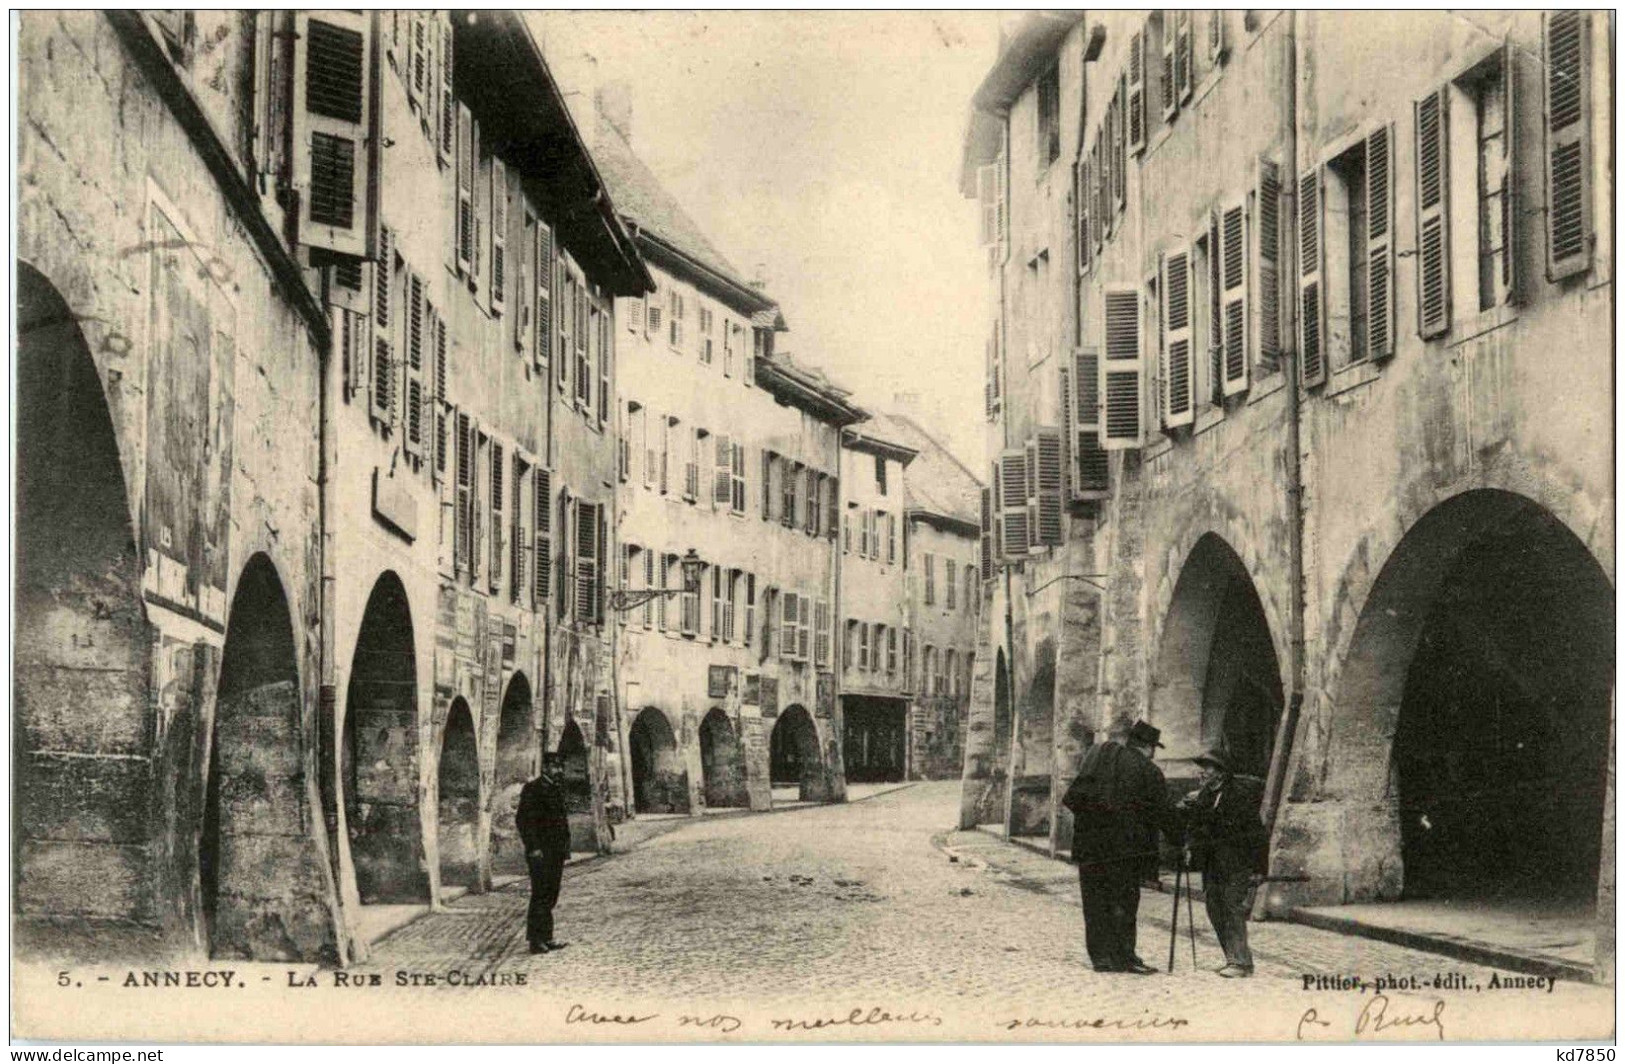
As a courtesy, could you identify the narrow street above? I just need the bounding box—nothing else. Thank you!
[356,782,1612,1041]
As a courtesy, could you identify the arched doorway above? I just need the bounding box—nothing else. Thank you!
[437,699,481,892]
[1009,640,1057,837]
[1307,490,1612,932]
[629,708,689,814]
[15,265,150,927]
[490,674,533,877]
[340,573,426,902]
[557,716,593,847]
[699,708,747,808]
[974,651,1013,826]
[1151,534,1284,778]
[202,554,310,958]
[769,705,824,803]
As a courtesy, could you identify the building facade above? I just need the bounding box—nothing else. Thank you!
[961,10,1615,980]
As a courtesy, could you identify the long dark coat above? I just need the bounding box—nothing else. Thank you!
[1061,741,1171,878]
[516,773,572,854]
[1179,772,1269,877]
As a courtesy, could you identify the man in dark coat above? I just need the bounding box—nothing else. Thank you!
[1177,747,1269,977]
[516,756,573,954]
[1061,720,1173,973]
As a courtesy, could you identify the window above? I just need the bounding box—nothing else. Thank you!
[807,472,823,536]
[681,561,702,636]
[669,287,686,350]
[945,560,957,610]
[924,553,936,605]
[781,462,798,529]
[815,599,830,666]
[293,12,373,258]
[1312,125,1394,368]
[685,427,705,501]
[886,627,898,674]
[945,650,959,698]
[762,451,776,520]
[858,623,871,671]
[844,619,858,670]
[903,629,914,690]
[843,510,853,554]
[730,442,747,514]
[620,543,637,627]
[760,587,777,661]
[699,305,714,364]
[658,552,674,632]
[641,547,654,629]
[660,416,678,495]
[964,567,976,614]
[745,574,756,646]
[710,566,725,642]
[1544,13,1593,281]
[874,455,888,495]
[1036,63,1060,166]
[923,646,938,697]
[886,512,897,565]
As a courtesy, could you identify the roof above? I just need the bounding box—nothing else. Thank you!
[842,411,919,465]
[755,352,867,428]
[959,11,1087,195]
[453,11,651,296]
[886,412,982,534]
[590,115,777,315]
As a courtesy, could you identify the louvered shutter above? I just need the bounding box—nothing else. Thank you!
[1253,157,1282,368]
[422,304,439,468]
[1414,88,1451,338]
[404,273,425,455]
[998,450,1029,555]
[512,460,527,605]
[1033,427,1064,546]
[1127,30,1145,155]
[456,103,473,275]
[292,11,372,256]
[1176,10,1194,104]
[490,442,504,592]
[1113,78,1127,214]
[978,164,996,247]
[1365,124,1396,359]
[713,434,732,506]
[1162,251,1194,427]
[491,158,507,314]
[575,500,599,626]
[979,487,993,580]
[1298,168,1328,388]
[1072,346,1108,497]
[437,14,453,162]
[1091,141,1106,257]
[1207,9,1227,64]
[1101,287,1143,447]
[535,222,553,371]
[1075,158,1091,274]
[1161,11,1178,121]
[1024,439,1039,549]
[455,412,471,575]
[798,595,811,660]
[779,593,794,661]
[371,225,394,423]
[1544,12,1592,280]
[1497,42,1518,304]
[990,462,1003,561]
[515,208,532,354]
[1220,200,1249,394]
[1208,212,1223,404]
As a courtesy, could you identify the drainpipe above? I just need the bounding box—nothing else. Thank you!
[833,428,846,801]
[1261,12,1305,847]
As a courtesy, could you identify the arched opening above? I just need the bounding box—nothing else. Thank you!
[1151,533,1284,779]
[557,716,593,847]
[437,699,480,892]
[1009,640,1057,837]
[699,708,747,808]
[490,674,534,877]
[341,573,425,902]
[202,554,312,958]
[1298,490,1612,960]
[769,705,824,803]
[974,650,1014,826]
[629,708,689,814]
[14,264,151,928]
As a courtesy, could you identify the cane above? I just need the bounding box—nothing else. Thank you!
[1186,856,1198,968]
[1166,857,1181,974]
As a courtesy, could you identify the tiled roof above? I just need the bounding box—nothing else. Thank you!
[887,412,982,528]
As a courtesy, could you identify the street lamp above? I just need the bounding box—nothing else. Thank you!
[609,547,705,612]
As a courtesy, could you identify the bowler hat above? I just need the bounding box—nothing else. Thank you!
[1127,720,1165,749]
[1192,747,1231,773]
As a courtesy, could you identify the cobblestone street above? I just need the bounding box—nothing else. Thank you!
[355,782,1612,1042]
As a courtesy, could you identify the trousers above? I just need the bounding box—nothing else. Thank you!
[1202,868,1255,971]
[526,850,567,946]
[1077,863,1142,970]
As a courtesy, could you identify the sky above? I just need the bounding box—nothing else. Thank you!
[530,11,1002,471]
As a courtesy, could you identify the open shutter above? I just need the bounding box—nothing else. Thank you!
[404,273,425,455]
[490,441,504,592]
[1113,78,1127,214]
[292,10,372,257]
[1075,157,1091,275]
[1207,9,1227,65]
[1544,11,1592,280]
[1101,286,1143,447]
[1497,41,1518,304]
[1127,29,1146,155]
[515,208,532,354]
[535,222,553,371]
[977,164,996,247]
[998,449,1029,556]
[1220,199,1249,394]
[979,487,993,580]
[1071,346,1108,497]
[1414,87,1451,338]
[713,434,732,506]
[454,412,471,574]
[438,14,453,161]
[370,225,394,423]
[490,158,507,314]
[1298,167,1328,388]
[1253,157,1282,368]
[1176,10,1194,104]
[575,501,599,626]
[1033,427,1064,546]
[1162,251,1194,427]
[1365,124,1396,359]
[456,103,473,275]
[1161,11,1178,121]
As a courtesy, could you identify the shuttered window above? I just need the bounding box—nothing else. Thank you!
[438,15,454,160]
[1414,88,1451,338]
[490,162,507,314]
[370,225,395,425]
[1176,10,1194,105]
[1544,12,1592,280]
[575,500,601,627]
[979,486,993,579]
[1161,10,1178,122]
[1069,346,1108,497]
[1032,427,1064,545]
[1075,158,1092,276]
[1298,169,1327,388]
[1254,157,1283,370]
[1162,251,1194,427]
[512,457,527,605]
[490,442,504,592]
[998,450,1029,555]
[1127,29,1146,155]
[1101,287,1143,447]
[1220,200,1250,393]
[294,11,372,256]
[454,412,472,576]
[456,103,474,275]
[1365,124,1396,359]
[404,273,425,455]
[535,222,553,371]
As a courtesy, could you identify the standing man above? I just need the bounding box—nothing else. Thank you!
[1178,748,1269,977]
[516,754,573,955]
[1062,719,1172,973]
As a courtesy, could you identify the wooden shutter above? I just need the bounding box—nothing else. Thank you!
[575,500,599,626]
[292,10,372,256]
[1207,10,1227,65]
[454,412,471,574]
[1161,11,1178,121]
[1253,156,1282,368]
[515,207,532,354]
[1365,124,1396,359]
[1071,346,1108,497]
[713,433,732,506]
[1298,168,1328,388]
[1127,29,1146,155]
[489,441,505,592]
[1162,251,1194,427]
[370,225,394,423]
[1176,10,1194,104]
[1544,11,1592,280]
[1033,427,1064,546]
[535,222,553,370]
[1101,286,1143,447]
[438,14,453,161]
[993,144,1007,257]
[998,449,1029,555]
[977,164,996,247]
[1414,87,1451,338]
[1075,158,1091,275]
[490,158,507,314]
[1113,78,1127,214]
[456,103,473,275]
[598,307,611,427]
[1219,199,1249,394]
[1497,42,1518,304]
[404,273,425,455]
[528,468,549,606]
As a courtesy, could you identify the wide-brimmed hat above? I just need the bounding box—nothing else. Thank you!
[1192,747,1231,772]
[1127,720,1165,749]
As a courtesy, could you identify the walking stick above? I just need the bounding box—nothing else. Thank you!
[1167,858,1181,974]
[1186,857,1198,968]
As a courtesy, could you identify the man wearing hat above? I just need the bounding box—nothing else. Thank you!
[515,754,574,954]
[1177,747,1270,977]
[1061,718,1174,973]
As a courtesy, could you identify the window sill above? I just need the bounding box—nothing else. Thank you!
[1323,356,1385,399]
[1446,303,1520,349]
[1247,368,1288,406]
[1192,403,1226,438]
[1144,435,1175,461]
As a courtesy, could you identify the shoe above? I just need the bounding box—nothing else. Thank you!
[541,941,569,952]
[528,943,550,955]
[1091,963,1123,973]
[1124,961,1158,975]
[1217,965,1253,978]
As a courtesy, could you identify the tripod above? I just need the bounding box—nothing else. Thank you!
[1166,846,1198,974]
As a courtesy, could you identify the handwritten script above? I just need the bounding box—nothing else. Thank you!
[769,1007,943,1031]
[1298,996,1447,1041]
[999,1014,1191,1033]
[564,1004,657,1026]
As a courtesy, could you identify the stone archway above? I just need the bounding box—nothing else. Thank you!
[769,705,825,803]
[14,264,151,929]
[340,573,426,903]
[437,699,481,892]
[1281,490,1613,921]
[973,650,1014,826]
[629,708,689,814]
[556,716,594,848]
[699,708,747,809]
[1009,640,1057,837]
[490,673,534,877]
[1150,533,1284,779]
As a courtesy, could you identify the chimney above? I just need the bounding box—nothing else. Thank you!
[596,80,633,144]
[750,262,769,292]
